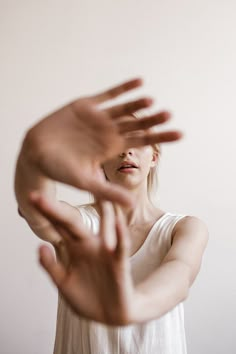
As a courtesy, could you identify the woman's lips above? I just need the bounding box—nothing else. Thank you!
[117,161,138,170]
[118,166,138,173]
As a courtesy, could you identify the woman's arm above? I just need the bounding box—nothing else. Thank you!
[29,193,208,326]
[15,136,84,245]
[15,78,182,245]
[14,77,182,228]
[130,216,209,323]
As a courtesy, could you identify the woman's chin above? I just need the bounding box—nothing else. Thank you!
[115,179,141,190]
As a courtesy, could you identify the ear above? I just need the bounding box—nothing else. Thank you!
[150,150,158,167]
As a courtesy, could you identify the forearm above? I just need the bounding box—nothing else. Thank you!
[14,131,56,229]
[130,260,190,324]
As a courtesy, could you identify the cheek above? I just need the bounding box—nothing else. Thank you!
[140,147,154,163]
[141,146,152,155]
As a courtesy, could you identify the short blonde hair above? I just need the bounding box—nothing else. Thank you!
[146,143,160,205]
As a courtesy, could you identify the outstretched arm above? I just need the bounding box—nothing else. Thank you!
[15,77,182,242]
[130,216,209,323]
[30,193,208,326]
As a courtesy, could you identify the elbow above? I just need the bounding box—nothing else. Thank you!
[181,263,193,302]
[182,285,190,302]
[174,282,189,306]
[182,270,192,302]
[18,207,25,219]
[175,269,191,304]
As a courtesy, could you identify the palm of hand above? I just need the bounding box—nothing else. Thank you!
[25,78,182,205]
[29,99,121,180]
[36,198,135,325]
[70,99,124,162]
[28,80,139,181]
[60,234,133,324]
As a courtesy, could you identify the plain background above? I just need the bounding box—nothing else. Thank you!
[1,0,236,353]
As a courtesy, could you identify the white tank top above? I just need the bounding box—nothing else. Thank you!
[53,205,188,354]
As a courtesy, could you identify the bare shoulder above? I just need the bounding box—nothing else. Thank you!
[173,215,208,233]
[172,215,209,245]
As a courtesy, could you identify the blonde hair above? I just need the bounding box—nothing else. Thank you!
[147,143,161,205]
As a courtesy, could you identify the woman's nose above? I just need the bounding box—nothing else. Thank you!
[119,150,133,158]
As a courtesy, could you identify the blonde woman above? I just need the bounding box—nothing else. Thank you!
[15,78,208,354]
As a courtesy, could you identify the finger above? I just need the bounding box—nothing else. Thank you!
[125,130,183,148]
[29,192,91,241]
[90,78,143,104]
[114,207,130,259]
[39,244,67,288]
[118,111,171,134]
[98,201,117,250]
[105,97,153,119]
[86,178,135,208]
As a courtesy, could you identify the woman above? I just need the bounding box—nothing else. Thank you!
[15,78,208,353]
[29,113,209,354]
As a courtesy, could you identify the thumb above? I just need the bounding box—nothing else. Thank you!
[38,244,67,288]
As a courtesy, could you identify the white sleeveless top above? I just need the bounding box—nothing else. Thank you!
[53,205,188,354]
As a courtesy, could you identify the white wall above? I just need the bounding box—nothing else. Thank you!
[1,0,236,353]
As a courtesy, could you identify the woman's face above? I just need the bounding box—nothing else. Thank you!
[102,145,157,190]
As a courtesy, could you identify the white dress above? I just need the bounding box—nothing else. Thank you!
[53,205,188,354]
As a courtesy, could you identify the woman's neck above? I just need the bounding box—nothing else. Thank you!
[121,196,162,226]
[93,187,163,226]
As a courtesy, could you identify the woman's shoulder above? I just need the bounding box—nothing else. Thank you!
[170,214,209,243]
[159,209,204,232]
[172,214,208,231]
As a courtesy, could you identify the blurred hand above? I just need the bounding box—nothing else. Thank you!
[24,78,182,207]
[31,193,137,325]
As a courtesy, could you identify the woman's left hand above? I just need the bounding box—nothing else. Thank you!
[31,194,137,326]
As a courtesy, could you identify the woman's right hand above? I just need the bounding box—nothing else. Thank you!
[17,78,182,208]
[31,193,136,325]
